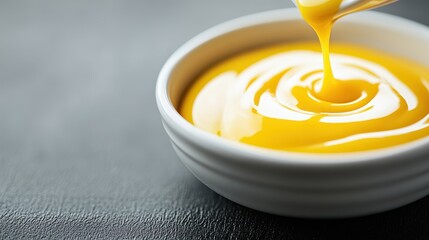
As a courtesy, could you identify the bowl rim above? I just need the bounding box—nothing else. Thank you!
[156,8,429,166]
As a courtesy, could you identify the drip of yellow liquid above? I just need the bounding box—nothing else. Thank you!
[297,0,352,103]
[180,2,429,153]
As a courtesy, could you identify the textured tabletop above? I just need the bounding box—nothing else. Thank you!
[1,0,429,239]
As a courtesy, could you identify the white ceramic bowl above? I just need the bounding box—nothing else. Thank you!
[156,9,429,218]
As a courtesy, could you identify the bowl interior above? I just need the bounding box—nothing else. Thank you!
[167,10,429,110]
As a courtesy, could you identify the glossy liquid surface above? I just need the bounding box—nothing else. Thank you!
[180,2,429,153]
[296,0,342,102]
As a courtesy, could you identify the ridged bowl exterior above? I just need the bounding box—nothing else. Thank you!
[156,9,429,218]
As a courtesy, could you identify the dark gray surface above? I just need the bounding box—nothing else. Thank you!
[1,0,429,239]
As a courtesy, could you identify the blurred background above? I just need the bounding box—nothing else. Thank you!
[1,0,429,239]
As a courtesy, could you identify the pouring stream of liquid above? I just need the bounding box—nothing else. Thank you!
[295,0,397,103]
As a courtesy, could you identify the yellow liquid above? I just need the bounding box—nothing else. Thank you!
[180,1,429,153]
[296,0,343,103]
[296,0,394,102]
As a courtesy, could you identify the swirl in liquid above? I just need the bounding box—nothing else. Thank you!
[180,1,429,153]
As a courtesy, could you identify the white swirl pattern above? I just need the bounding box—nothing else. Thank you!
[192,50,429,149]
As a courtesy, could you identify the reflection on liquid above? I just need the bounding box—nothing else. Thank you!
[181,43,429,153]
